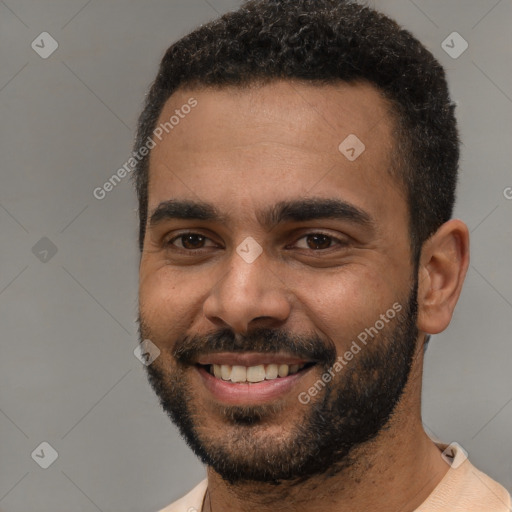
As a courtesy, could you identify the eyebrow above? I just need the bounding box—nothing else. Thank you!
[148,197,374,230]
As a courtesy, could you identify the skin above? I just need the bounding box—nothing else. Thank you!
[138,80,470,512]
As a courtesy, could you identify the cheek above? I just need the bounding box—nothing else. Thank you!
[293,266,399,344]
[139,267,200,344]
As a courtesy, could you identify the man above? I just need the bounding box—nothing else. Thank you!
[133,0,511,510]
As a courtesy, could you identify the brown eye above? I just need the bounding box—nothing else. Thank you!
[294,232,344,250]
[305,234,332,250]
[180,234,205,249]
[167,233,215,250]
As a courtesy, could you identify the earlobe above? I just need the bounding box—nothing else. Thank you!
[416,219,470,335]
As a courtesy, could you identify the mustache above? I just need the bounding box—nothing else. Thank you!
[171,327,337,366]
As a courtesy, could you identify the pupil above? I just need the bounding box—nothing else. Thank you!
[307,234,330,250]
[183,234,204,249]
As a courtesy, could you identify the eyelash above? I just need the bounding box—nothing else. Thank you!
[165,231,348,253]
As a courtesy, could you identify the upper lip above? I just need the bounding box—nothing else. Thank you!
[195,352,313,367]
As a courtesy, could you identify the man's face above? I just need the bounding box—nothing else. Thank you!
[138,80,419,482]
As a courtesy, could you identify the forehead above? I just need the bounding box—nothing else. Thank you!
[146,80,406,226]
[152,79,394,155]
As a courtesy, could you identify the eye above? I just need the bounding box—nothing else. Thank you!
[166,232,218,251]
[293,232,347,250]
[165,231,347,253]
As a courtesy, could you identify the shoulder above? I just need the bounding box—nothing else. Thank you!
[417,442,511,511]
[157,479,208,512]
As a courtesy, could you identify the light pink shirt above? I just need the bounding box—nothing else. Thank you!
[158,442,511,511]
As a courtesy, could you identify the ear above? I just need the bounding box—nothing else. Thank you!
[416,219,470,335]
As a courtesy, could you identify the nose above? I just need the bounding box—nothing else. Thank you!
[202,243,292,334]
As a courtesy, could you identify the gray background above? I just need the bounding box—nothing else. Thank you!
[0,0,511,510]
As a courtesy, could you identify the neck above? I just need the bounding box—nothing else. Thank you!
[203,348,449,512]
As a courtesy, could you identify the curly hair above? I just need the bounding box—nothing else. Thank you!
[132,0,459,263]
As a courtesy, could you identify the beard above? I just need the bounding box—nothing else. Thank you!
[140,278,420,485]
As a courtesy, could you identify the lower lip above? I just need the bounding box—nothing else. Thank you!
[196,365,314,404]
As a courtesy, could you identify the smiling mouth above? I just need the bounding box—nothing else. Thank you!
[198,362,317,383]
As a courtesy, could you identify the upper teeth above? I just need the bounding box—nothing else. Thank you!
[210,363,306,383]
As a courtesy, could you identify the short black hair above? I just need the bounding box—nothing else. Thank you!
[133,0,459,263]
